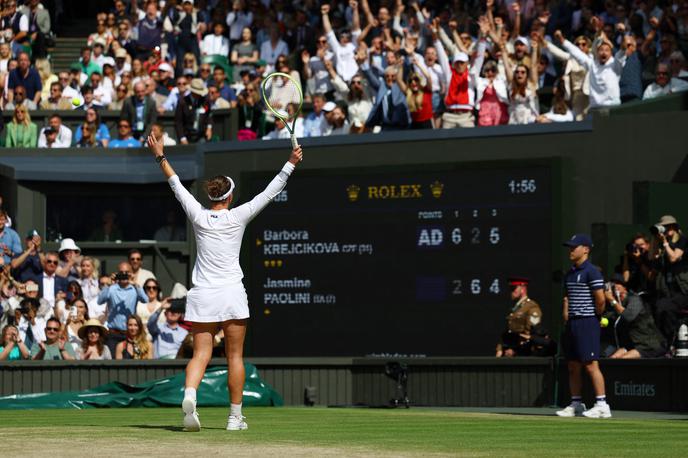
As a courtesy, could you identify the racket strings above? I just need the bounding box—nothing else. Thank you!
[264,75,301,120]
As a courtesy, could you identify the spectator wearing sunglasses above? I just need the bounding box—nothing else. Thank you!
[137,278,164,336]
[40,251,68,310]
[642,63,688,100]
[30,317,76,360]
[109,119,142,148]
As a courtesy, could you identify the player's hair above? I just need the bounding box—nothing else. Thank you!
[205,176,232,201]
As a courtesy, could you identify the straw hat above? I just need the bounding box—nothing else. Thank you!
[78,319,108,340]
[189,78,208,97]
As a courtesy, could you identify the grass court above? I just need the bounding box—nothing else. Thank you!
[4,406,687,457]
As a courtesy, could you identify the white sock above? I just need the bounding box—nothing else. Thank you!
[230,403,242,417]
[184,387,197,401]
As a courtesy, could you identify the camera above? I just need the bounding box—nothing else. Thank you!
[115,271,130,281]
[650,224,666,236]
[626,243,640,253]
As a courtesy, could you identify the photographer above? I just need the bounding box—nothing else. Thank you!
[96,261,147,354]
[606,275,666,359]
[621,233,653,294]
[648,215,688,341]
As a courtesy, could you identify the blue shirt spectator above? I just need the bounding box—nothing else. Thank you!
[109,138,142,148]
[0,212,22,265]
[8,52,42,104]
[147,306,188,358]
[109,119,142,148]
[98,280,147,332]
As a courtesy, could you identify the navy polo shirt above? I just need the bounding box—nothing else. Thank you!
[8,67,42,101]
[564,260,604,317]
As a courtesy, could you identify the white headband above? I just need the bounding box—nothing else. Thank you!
[208,176,235,201]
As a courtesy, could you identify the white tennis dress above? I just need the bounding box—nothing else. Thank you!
[168,162,295,322]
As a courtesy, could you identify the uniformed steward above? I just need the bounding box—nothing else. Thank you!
[496,277,543,357]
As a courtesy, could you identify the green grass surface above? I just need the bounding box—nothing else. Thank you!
[5,406,687,457]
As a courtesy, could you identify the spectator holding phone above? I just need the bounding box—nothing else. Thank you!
[9,230,43,283]
[97,261,147,354]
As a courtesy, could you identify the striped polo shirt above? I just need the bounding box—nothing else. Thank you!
[564,260,604,317]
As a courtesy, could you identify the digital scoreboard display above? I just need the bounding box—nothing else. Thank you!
[244,162,554,356]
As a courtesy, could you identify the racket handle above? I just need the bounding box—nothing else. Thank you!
[290,134,299,150]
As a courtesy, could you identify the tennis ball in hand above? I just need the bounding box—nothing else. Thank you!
[71,97,81,107]
[600,317,609,328]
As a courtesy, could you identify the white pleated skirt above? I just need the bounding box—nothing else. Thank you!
[185,282,250,323]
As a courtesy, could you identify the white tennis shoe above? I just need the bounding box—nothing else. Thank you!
[555,403,586,417]
[582,404,612,418]
[226,414,248,431]
[182,397,201,431]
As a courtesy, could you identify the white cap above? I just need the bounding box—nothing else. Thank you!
[322,101,337,112]
[58,238,81,253]
[182,0,194,4]
[158,62,174,74]
[515,36,530,48]
[452,52,469,63]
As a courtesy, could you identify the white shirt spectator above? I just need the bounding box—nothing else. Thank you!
[563,39,624,108]
[543,108,575,122]
[642,78,688,100]
[92,81,112,106]
[17,316,46,343]
[38,124,73,148]
[201,33,230,56]
[226,10,253,41]
[78,277,100,304]
[326,30,359,82]
[42,273,56,309]
[262,118,304,140]
[62,84,80,100]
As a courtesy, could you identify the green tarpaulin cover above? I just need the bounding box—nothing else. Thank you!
[0,364,283,409]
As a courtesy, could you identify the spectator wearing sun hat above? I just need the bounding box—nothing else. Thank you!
[174,77,212,144]
[77,319,112,360]
[57,238,81,282]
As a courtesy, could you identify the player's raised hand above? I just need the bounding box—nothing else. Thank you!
[289,145,303,165]
[147,134,163,158]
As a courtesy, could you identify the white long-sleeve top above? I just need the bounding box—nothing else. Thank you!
[201,33,230,56]
[168,162,294,287]
[563,39,624,108]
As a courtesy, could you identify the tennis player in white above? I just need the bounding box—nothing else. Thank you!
[147,134,302,431]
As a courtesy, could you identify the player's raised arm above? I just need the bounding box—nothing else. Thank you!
[233,145,303,225]
[147,134,176,179]
[148,134,203,221]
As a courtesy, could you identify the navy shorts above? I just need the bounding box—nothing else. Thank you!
[563,316,600,362]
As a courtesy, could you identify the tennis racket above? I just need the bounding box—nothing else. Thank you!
[261,72,304,150]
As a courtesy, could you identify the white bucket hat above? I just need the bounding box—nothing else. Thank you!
[58,238,81,254]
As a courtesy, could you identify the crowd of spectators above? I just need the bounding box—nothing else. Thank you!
[0,214,194,360]
[0,0,686,146]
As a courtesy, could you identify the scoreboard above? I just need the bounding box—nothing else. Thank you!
[244,161,555,356]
